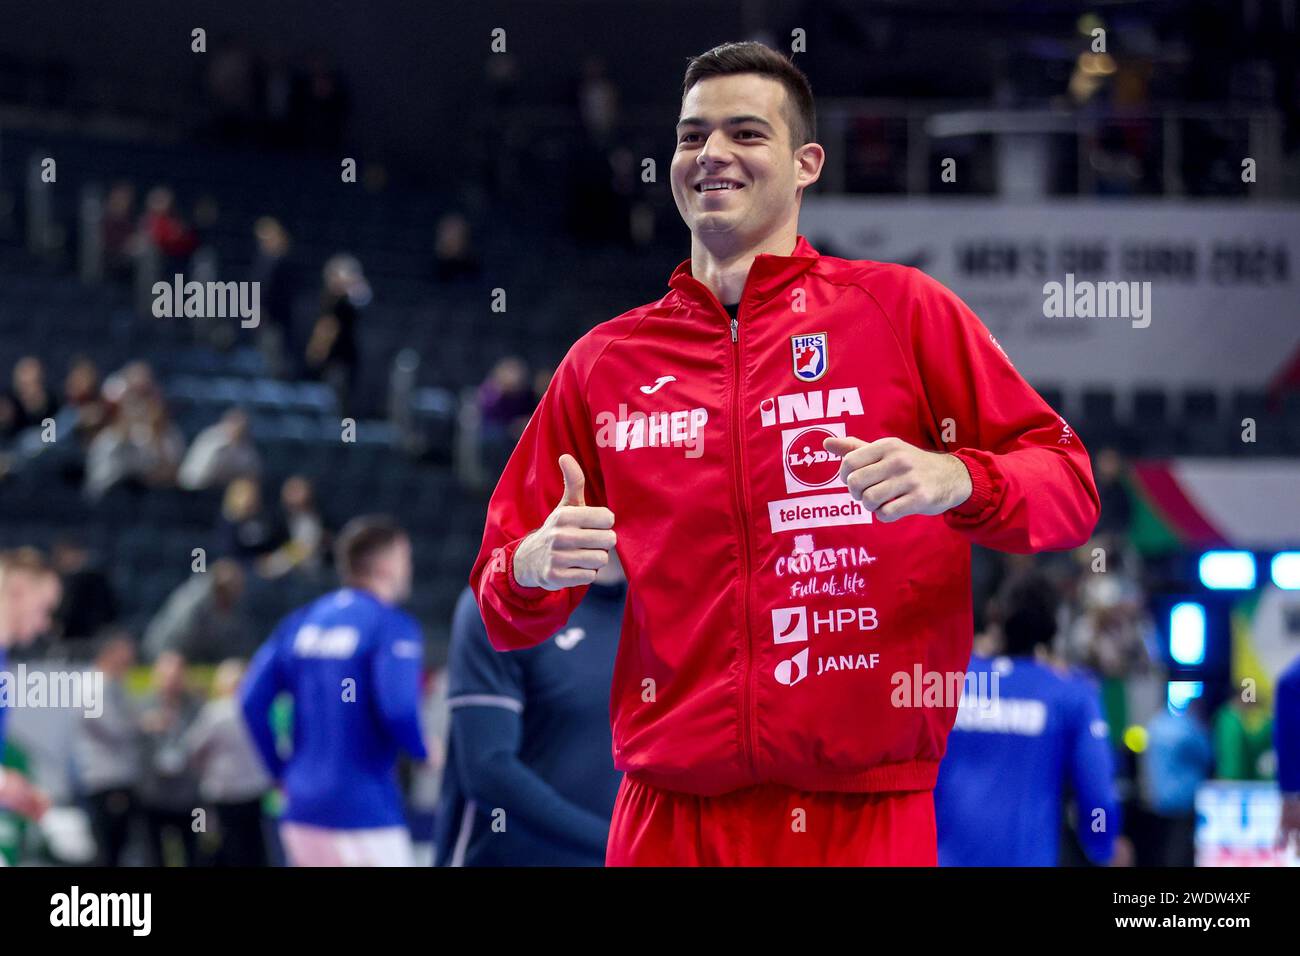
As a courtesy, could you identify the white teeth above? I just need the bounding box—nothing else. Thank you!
[699,181,740,192]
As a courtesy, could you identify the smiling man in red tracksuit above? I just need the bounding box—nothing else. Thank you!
[471,41,1100,866]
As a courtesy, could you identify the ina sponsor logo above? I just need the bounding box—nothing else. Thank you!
[759,387,863,427]
[152,274,260,328]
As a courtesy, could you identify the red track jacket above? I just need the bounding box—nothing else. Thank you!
[472,235,1099,797]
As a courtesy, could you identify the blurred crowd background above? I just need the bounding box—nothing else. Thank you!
[0,0,1297,866]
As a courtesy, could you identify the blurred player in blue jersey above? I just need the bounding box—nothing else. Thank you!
[240,516,429,866]
[0,549,61,832]
[435,552,625,866]
[1277,654,1300,855]
[935,571,1123,866]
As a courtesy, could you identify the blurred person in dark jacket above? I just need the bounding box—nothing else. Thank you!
[257,476,326,580]
[305,254,370,416]
[7,356,59,436]
[137,651,203,866]
[250,217,299,378]
[100,181,137,283]
[184,659,272,866]
[51,538,118,650]
[143,560,253,663]
[73,632,142,866]
[215,477,281,565]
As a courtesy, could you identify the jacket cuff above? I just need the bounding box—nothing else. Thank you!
[945,449,1002,524]
[501,538,557,604]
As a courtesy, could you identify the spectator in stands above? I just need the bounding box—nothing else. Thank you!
[216,477,280,564]
[250,217,298,378]
[1144,695,1214,867]
[101,360,162,422]
[257,475,326,579]
[101,181,137,284]
[306,254,370,416]
[477,356,535,478]
[143,560,253,663]
[178,407,262,491]
[432,212,481,283]
[58,357,109,448]
[51,538,118,649]
[0,395,18,451]
[184,658,271,866]
[83,396,186,501]
[298,54,350,150]
[137,650,203,866]
[137,186,198,275]
[74,631,142,867]
[1093,447,1133,537]
[7,356,59,435]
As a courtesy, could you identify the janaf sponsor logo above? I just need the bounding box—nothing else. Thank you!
[152,274,260,328]
[815,652,880,676]
[50,886,151,936]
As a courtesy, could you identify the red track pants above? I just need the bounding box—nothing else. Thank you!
[606,774,938,867]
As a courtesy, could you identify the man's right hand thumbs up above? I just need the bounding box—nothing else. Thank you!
[513,455,617,590]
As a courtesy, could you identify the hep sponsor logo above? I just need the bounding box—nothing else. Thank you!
[790,332,828,382]
[759,387,863,427]
[782,423,845,493]
[593,404,707,458]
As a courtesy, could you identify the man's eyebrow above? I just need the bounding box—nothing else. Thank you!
[676,115,775,130]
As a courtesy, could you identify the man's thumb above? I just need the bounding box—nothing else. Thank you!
[558,454,586,506]
[823,435,868,457]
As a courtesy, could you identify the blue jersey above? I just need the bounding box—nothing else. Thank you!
[1277,655,1300,794]
[934,655,1119,866]
[239,588,428,829]
[435,583,623,866]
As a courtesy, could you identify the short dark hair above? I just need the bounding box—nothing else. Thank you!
[996,571,1060,658]
[335,515,406,582]
[682,41,816,148]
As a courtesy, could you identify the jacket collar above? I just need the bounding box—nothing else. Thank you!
[668,234,821,311]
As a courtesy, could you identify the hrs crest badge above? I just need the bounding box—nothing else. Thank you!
[791,332,828,382]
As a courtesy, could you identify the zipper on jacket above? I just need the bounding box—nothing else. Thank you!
[727,300,758,781]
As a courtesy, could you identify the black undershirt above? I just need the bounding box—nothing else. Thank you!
[723,302,739,321]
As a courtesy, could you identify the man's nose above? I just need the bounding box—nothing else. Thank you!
[697,131,733,167]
